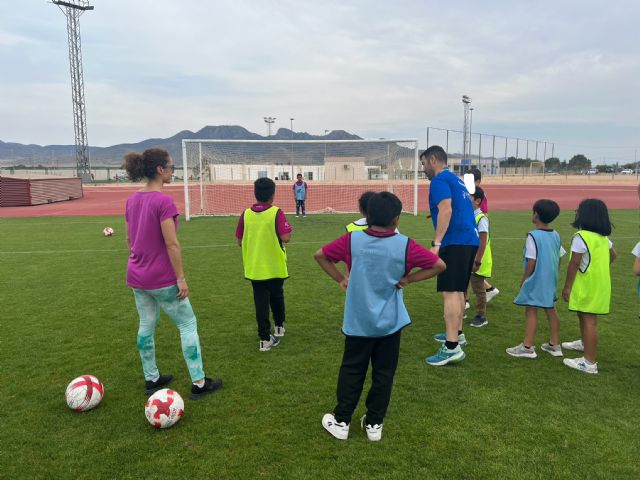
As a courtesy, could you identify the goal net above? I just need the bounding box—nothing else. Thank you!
[181,139,419,220]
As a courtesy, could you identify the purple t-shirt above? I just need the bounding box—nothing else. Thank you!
[125,191,179,290]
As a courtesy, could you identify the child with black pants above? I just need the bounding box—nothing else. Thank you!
[236,178,292,351]
[314,192,445,441]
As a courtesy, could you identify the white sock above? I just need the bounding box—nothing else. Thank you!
[193,379,205,388]
[584,359,596,366]
[150,374,160,383]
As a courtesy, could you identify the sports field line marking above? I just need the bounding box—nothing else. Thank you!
[0,236,636,255]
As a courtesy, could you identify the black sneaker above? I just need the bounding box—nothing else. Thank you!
[470,315,488,328]
[190,377,223,400]
[145,374,173,395]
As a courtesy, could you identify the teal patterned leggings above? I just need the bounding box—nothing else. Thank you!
[133,285,205,382]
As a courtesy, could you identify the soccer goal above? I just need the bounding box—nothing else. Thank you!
[182,139,419,220]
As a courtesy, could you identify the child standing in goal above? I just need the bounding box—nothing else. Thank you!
[236,178,292,351]
[314,192,445,441]
[561,199,616,374]
[293,173,308,217]
[507,199,565,359]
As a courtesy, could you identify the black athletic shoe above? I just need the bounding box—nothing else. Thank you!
[470,315,488,328]
[145,374,174,395]
[190,377,223,400]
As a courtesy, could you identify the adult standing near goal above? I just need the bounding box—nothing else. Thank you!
[124,148,222,399]
[420,145,479,366]
[293,173,308,217]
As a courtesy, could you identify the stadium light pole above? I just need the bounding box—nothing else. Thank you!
[469,107,474,168]
[52,0,94,183]
[462,95,471,159]
[263,116,276,137]
[290,118,294,179]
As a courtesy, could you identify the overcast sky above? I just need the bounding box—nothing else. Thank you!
[1,0,638,163]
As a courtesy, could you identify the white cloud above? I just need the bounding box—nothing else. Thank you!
[0,0,637,161]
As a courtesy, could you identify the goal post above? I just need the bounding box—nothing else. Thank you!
[182,139,419,220]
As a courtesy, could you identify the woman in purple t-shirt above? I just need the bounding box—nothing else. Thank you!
[124,148,222,400]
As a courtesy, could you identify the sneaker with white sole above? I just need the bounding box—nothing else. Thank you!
[426,344,465,366]
[274,325,285,337]
[259,335,281,352]
[506,343,537,359]
[464,301,470,310]
[563,356,598,374]
[322,413,349,440]
[486,288,500,302]
[470,315,488,328]
[561,339,584,351]
[360,415,382,442]
[433,332,468,348]
[541,342,563,357]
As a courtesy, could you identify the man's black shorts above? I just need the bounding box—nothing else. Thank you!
[437,245,478,292]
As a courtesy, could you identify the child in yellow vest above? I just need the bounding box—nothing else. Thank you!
[468,187,491,327]
[235,178,292,351]
[345,191,375,232]
[562,199,617,374]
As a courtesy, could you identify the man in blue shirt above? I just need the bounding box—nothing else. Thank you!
[420,145,479,366]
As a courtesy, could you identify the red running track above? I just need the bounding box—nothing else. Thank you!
[0,184,637,218]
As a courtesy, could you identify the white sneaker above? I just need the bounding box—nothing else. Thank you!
[506,343,537,359]
[360,414,383,442]
[563,356,598,374]
[322,413,349,440]
[486,288,500,302]
[541,342,563,357]
[274,325,285,337]
[259,335,281,352]
[561,339,584,351]
[464,301,470,311]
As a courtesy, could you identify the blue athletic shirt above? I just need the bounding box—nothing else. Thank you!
[428,169,479,248]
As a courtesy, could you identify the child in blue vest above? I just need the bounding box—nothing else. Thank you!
[314,192,445,441]
[293,174,308,217]
[507,199,566,359]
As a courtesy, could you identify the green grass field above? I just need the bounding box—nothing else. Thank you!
[1,210,638,480]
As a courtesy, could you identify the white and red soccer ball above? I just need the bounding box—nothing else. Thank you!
[102,227,114,237]
[145,389,184,429]
[65,375,104,411]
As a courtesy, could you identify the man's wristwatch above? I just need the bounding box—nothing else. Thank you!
[431,241,441,247]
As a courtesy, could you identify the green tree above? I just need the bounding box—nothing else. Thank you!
[568,154,591,171]
[545,157,560,171]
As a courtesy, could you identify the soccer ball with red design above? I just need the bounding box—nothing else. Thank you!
[65,375,104,411]
[145,389,184,429]
[102,227,114,236]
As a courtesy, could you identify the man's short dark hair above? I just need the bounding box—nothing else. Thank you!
[533,199,560,224]
[472,186,485,202]
[367,191,402,227]
[419,145,447,164]
[358,191,376,215]
[254,177,276,202]
[469,167,481,182]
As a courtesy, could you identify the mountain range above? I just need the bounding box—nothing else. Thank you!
[0,126,362,166]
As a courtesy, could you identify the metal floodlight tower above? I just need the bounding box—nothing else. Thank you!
[263,116,276,137]
[52,0,94,183]
[462,95,472,158]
